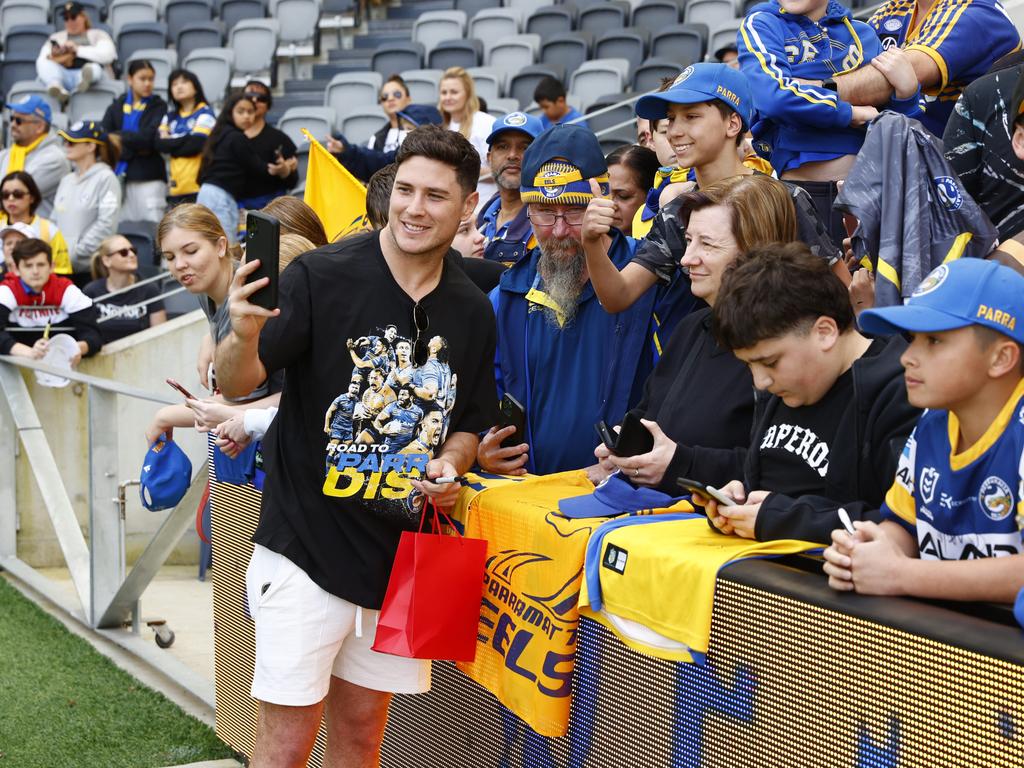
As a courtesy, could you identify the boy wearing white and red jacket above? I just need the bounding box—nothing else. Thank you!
[0,238,101,362]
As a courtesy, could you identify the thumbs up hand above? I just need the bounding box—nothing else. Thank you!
[582,178,618,244]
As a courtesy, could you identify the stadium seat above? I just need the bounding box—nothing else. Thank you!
[742,0,760,12]
[485,33,539,85]
[507,63,564,108]
[650,22,707,64]
[505,0,547,17]
[324,70,381,117]
[127,48,177,90]
[466,66,502,102]
[0,2,49,32]
[569,58,628,110]
[428,38,482,70]
[370,41,425,77]
[578,1,630,37]
[454,0,499,18]
[117,22,167,64]
[585,92,637,134]
[182,46,233,104]
[107,0,158,37]
[486,96,520,118]
[468,8,520,41]
[219,0,266,33]
[68,80,124,122]
[594,27,648,72]
[540,32,591,75]
[631,0,683,35]
[229,18,278,81]
[401,68,443,103]
[632,56,680,91]
[412,10,467,56]
[4,24,53,57]
[277,106,336,147]
[684,0,734,31]
[273,0,320,77]
[175,20,223,61]
[599,134,630,154]
[6,80,62,116]
[117,220,157,266]
[266,92,322,124]
[163,0,213,42]
[1,54,40,98]
[707,18,742,58]
[525,5,575,39]
[318,0,358,47]
[339,106,387,146]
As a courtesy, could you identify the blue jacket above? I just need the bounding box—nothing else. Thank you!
[489,231,656,474]
[738,0,921,172]
[475,192,536,267]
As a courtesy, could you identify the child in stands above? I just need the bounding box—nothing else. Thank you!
[824,259,1024,602]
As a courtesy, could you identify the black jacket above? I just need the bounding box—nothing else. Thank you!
[101,94,168,182]
[747,335,920,543]
[199,127,273,200]
[634,307,754,493]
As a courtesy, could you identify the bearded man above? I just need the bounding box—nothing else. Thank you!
[478,123,659,475]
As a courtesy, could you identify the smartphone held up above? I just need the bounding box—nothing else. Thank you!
[244,211,281,310]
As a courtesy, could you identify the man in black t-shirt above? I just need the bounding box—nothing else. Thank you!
[696,243,919,546]
[215,125,497,767]
[239,80,299,209]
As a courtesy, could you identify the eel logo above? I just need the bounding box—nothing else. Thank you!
[979,476,1013,521]
[933,176,964,211]
[912,264,948,297]
[883,18,903,32]
[674,66,695,85]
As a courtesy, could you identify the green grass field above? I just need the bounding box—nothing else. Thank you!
[0,576,234,768]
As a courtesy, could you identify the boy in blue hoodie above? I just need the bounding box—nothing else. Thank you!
[738,0,923,239]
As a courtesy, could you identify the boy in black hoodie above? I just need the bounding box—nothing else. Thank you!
[697,242,920,544]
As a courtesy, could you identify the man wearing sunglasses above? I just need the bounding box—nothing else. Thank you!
[479,123,657,477]
[36,2,115,102]
[215,125,498,768]
[236,80,298,209]
[0,97,70,218]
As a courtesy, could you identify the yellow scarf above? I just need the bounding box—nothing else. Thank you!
[7,133,46,173]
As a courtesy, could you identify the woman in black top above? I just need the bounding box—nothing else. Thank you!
[195,92,277,243]
[83,234,167,344]
[101,60,168,224]
[369,75,412,153]
[593,175,800,492]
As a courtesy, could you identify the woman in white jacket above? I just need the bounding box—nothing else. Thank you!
[53,121,122,283]
[36,2,116,101]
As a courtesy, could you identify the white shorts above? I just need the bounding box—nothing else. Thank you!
[245,544,431,706]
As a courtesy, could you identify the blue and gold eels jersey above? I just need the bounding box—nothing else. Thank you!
[882,379,1024,560]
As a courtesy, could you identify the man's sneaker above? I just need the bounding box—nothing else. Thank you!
[47,82,69,103]
[75,63,97,93]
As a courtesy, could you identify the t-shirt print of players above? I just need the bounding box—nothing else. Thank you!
[321,326,457,517]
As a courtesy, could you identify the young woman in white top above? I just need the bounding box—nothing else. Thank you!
[438,67,496,203]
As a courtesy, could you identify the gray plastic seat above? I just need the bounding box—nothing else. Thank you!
[401,68,443,104]
[466,66,502,102]
[0,2,49,32]
[485,33,539,85]
[585,93,637,134]
[220,0,265,32]
[127,48,178,90]
[68,80,125,122]
[569,58,628,111]
[325,71,382,117]
[707,18,742,59]
[1,54,39,98]
[117,22,168,65]
[632,56,680,91]
[108,0,158,36]
[651,22,707,65]
[684,0,734,32]
[486,97,520,119]
[6,80,62,115]
[508,63,564,108]
[454,0,500,17]
[525,5,574,39]
[540,32,591,75]
[578,2,629,37]
[468,8,520,41]
[4,24,52,57]
[595,28,648,72]
[371,42,425,77]
[277,106,336,147]
[504,0,547,17]
[229,18,278,79]
[631,0,682,35]
[412,10,467,56]
[428,38,482,70]
[182,46,233,104]
[176,21,223,61]
[164,0,213,41]
[339,106,388,146]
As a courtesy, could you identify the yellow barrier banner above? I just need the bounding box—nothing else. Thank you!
[300,129,370,241]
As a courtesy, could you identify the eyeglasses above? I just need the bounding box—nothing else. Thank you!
[2,190,27,200]
[527,208,586,227]
[412,302,429,367]
[109,246,138,258]
[244,91,270,104]
[379,90,405,102]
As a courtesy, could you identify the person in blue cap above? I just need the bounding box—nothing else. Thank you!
[825,259,1024,603]
[0,96,71,218]
[581,63,841,341]
[478,122,658,476]
[475,112,543,268]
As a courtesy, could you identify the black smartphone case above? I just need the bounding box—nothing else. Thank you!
[245,211,281,310]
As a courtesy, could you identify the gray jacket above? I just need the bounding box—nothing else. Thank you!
[53,162,121,272]
[836,112,998,308]
[0,133,71,218]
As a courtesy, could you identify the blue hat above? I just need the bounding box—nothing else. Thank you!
[9,95,52,124]
[58,120,107,145]
[635,63,753,131]
[140,435,192,511]
[520,123,608,205]
[396,104,443,127]
[558,472,687,519]
[486,112,544,145]
[859,259,1024,345]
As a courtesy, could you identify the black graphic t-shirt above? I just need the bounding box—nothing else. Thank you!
[83,278,163,344]
[253,231,498,608]
[757,367,855,498]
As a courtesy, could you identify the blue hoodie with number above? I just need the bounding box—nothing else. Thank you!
[738,0,921,172]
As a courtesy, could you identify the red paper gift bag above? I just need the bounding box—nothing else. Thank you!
[372,500,488,662]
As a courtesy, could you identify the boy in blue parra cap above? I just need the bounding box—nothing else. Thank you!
[825,259,1024,604]
[478,122,659,477]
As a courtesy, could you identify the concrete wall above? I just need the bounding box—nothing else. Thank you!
[11,309,211,568]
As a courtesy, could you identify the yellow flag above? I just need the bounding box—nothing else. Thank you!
[301,129,371,242]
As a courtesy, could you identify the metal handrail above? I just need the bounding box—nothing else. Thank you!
[0,355,178,404]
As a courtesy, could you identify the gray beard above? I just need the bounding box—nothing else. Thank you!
[537,236,586,327]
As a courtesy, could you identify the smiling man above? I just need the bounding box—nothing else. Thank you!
[214,124,498,768]
[476,112,543,267]
[697,242,919,545]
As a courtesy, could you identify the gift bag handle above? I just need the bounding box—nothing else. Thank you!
[418,497,467,543]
